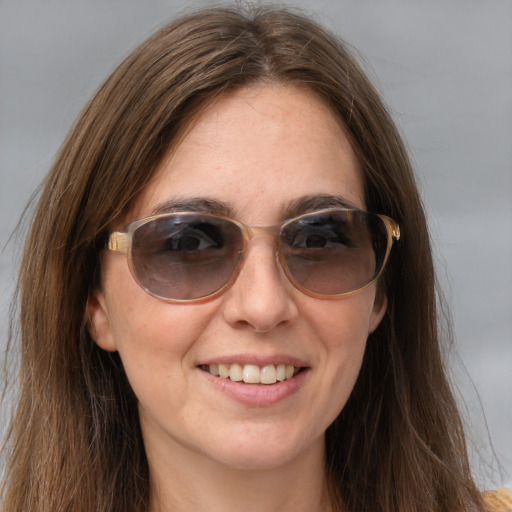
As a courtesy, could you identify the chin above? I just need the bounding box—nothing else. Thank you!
[212,449,301,472]
[202,428,324,472]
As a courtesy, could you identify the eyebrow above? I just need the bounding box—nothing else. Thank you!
[282,194,361,218]
[151,197,233,217]
[150,193,360,220]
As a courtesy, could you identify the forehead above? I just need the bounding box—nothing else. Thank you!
[133,84,364,223]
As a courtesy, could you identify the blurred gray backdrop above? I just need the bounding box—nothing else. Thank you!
[1,0,511,488]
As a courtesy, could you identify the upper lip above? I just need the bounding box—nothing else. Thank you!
[197,353,310,368]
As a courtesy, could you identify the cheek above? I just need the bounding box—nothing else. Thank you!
[302,291,375,352]
[100,256,220,382]
[299,294,375,413]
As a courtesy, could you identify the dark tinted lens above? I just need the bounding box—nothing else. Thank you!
[131,214,244,300]
[280,210,388,295]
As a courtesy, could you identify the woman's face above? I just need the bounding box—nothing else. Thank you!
[89,84,386,472]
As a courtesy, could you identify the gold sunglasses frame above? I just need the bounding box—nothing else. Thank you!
[107,208,400,303]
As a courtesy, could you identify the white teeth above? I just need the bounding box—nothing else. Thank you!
[218,363,230,379]
[276,364,286,381]
[229,363,243,382]
[243,364,260,384]
[260,365,277,384]
[206,363,301,384]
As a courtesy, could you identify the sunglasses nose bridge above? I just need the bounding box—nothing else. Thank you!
[243,224,282,262]
[245,225,279,238]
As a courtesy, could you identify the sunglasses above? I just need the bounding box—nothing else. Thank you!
[107,208,400,302]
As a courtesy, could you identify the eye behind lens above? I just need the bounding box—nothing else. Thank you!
[280,210,391,297]
[124,210,395,301]
[129,213,245,301]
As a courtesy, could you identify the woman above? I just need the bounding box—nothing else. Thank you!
[1,5,509,511]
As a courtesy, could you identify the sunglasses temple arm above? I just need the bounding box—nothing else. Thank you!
[379,216,400,243]
[107,232,129,253]
[391,222,400,242]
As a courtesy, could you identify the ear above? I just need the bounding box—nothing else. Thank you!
[369,290,388,334]
[86,289,118,352]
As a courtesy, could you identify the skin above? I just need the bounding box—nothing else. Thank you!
[88,84,387,512]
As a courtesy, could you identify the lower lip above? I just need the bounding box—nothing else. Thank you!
[200,368,309,407]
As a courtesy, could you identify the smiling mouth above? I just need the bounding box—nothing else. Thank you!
[199,363,303,385]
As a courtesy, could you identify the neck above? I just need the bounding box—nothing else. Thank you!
[146,436,333,512]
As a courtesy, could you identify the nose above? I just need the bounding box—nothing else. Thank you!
[222,237,299,333]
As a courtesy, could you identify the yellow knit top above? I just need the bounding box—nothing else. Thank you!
[483,488,512,512]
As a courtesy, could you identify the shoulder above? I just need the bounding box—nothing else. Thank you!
[483,488,512,512]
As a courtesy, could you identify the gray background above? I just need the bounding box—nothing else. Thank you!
[1,0,511,488]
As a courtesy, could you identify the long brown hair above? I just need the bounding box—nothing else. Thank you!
[1,6,484,511]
